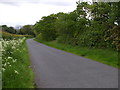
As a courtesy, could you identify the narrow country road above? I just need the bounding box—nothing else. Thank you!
[26,39,118,88]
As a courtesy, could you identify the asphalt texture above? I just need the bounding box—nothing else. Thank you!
[26,39,118,88]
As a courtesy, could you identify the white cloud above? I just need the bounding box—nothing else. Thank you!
[0,0,77,27]
[0,0,76,6]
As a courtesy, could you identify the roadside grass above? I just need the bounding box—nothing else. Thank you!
[35,39,118,68]
[2,38,34,88]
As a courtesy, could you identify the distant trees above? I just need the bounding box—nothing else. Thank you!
[33,1,120,51]
[33,14,57,41]
[1,24,35,37]
[1,25,17,34]
[19,25,35,36]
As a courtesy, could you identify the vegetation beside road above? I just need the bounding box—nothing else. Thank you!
[33,2,119,68]
[1,1,120,88]
[35,39,118,68]
[0,31,32,40]
[33,2,120,51]
[1,32,34,88]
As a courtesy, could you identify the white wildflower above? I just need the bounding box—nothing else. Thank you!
[7,62,10,65]
[9,65,11,67]
[2,68,5,72]
[4,63,7,67]
[14,70,19,74]
[13,59,17,63]
[8,57,13,59]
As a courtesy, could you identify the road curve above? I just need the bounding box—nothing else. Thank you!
[26,39,118,88]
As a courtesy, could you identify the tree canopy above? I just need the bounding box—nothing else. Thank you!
[19,25,35,36]
[33,1,120,51]
[2,25,17,34]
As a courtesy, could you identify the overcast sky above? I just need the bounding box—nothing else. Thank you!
[0,0,82,27]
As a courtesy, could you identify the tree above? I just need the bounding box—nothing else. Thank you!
[20,25,35,36]
[33,1,120,50]
[2,25,17,34]
[33,14,57,41]
[56,11,80,45]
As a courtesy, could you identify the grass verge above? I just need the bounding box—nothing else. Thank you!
[35,39,118,68]
[2,39,34,88]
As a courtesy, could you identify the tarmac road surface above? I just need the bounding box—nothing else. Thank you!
[26,39,118,88]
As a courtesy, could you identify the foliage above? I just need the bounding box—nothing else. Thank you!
[19,25,35,36]
[34,1,120,51]
[1,25,17,34]
[35,39,118,68]
[56,12,78,44]
[0,31,32,40]
[33,14,58,41]
[1,38,34,88]
[105,26,120,51]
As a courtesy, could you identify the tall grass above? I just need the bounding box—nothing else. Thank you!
[1,36,34,88]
